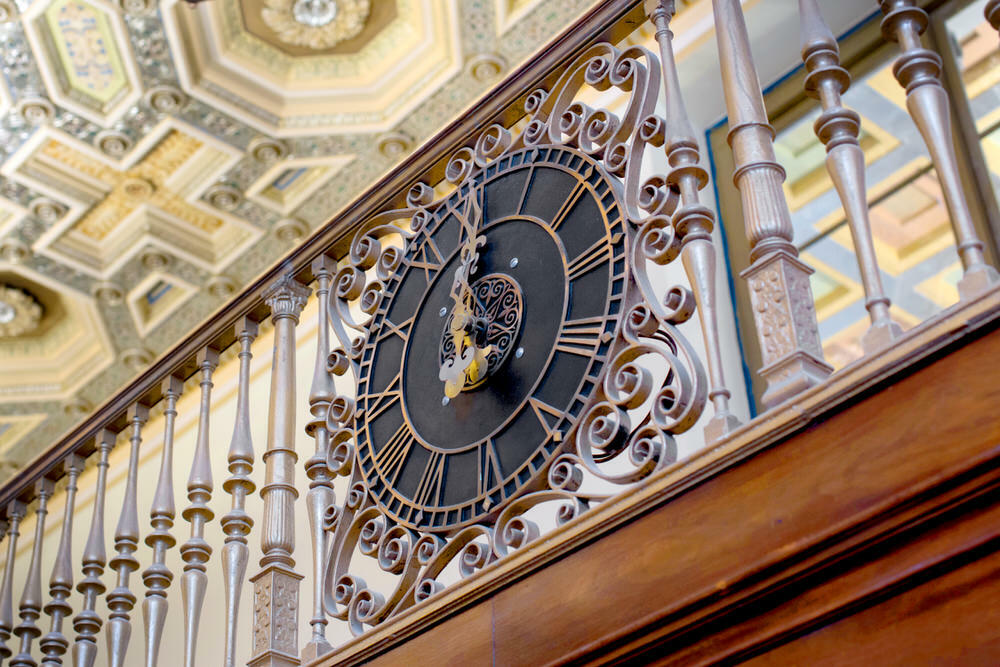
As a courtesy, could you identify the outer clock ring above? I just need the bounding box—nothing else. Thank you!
[354,146,628,531]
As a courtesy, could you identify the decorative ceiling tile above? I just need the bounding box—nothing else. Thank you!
[22,0,142,125]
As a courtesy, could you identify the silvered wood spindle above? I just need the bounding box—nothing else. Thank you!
[880,0,999,299]
[106,404,148,667]
[220,317,259,667]
[71,429,115,667]
[141,376,183,667]
[180,348,218,667]
[302,257,335,661]
[40,455,84,666]
[799,0,902,353]
[986,1,999,37]
[712,0,832,408]
[0,502,27,663]
[250,274,310,667]
[10,479,55,667]
[646,0,740,442]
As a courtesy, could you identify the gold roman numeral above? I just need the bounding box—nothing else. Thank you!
[408,237,444,282]
[372,422,415,488]
[549,181,587,233]
[478,438,503,498]
[555,316,607,357]
[364,373,401,422]
[566,237,611,282]
[527,396,564,442]
[412,450,447,510]
[377,315,414,343]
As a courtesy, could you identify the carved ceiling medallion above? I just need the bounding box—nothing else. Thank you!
[262,0,370,50]
[0,285,42,337]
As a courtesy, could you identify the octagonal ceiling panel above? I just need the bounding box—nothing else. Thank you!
[165,0,463,136]
[21,0,142,126]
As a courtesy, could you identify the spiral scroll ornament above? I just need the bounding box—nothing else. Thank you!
[317,42,714,639]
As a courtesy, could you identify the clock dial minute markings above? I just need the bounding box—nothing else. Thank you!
[555,316,612,357]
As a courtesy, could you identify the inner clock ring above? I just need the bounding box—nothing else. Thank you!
[400,217,567,453]
[438,273,524,391]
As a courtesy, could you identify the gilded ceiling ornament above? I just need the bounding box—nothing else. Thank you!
[466,53,506,83]
[15,98,54,126]
[275,218,308,242]
[119,0,155,16]
[207,275,238,299]
[261,0,370,50]
[0,285,43,338]
[206,184,242,211]
[29,197,66,223]
[0,0,17,22]
[0,240,30,264]
[92,281,125,305]
[249,137,289,164]
[120,347,153,371]
[140,249,171,271]
[97,130,134,158]
[376,132,411,160]
[145,85,187,114]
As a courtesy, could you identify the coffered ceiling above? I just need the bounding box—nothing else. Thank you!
[0,0,599,469]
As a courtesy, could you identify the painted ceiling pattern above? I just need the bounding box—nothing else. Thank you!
[0,0,599,467]
[775,1,1000,369]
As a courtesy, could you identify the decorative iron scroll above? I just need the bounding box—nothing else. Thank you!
[319,43,710,637]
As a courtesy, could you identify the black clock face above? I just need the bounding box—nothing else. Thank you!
[355,146,627,530]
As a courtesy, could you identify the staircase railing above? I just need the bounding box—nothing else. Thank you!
[0,1,996,665]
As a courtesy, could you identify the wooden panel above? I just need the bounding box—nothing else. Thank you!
[369,324,1000,665]
[365,600,494,667]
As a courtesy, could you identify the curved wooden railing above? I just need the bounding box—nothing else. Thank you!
[0,1,996,665]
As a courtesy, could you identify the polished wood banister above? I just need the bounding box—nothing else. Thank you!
[0,0,650,512]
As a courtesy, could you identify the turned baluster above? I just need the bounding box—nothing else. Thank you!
[71,429,115,667]
[302,257,336,660]
[180,348,218,667]
[106,404,148,667]
[880,0,999,299]
[0,502,27,664]
[712,0,832,408]
[220,317,259,667]
[11,479,55,667]
[250,274,310,667]
[141,377,183,667]
[39,455,84,666]
[799,0,902,352]
[647,0,741,442]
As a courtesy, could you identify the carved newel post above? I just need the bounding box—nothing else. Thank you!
[250,274,310,667]
[712,0,832,408]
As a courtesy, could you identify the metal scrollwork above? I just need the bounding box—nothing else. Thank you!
[318,41,714,639]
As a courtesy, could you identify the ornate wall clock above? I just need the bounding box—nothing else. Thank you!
[322,42,718,633]
[355,146,627,530]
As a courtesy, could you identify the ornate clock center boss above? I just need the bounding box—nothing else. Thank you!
[355,147,626,530]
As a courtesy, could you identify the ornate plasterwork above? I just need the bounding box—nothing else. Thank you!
[164,0,463,135]
[4,122,260,277]
[262,0,370,50]
[0,0,599,472]
[20,0,142,126]
[0,285,42,337]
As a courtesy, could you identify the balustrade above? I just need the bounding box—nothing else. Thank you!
[0,1,993,664]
